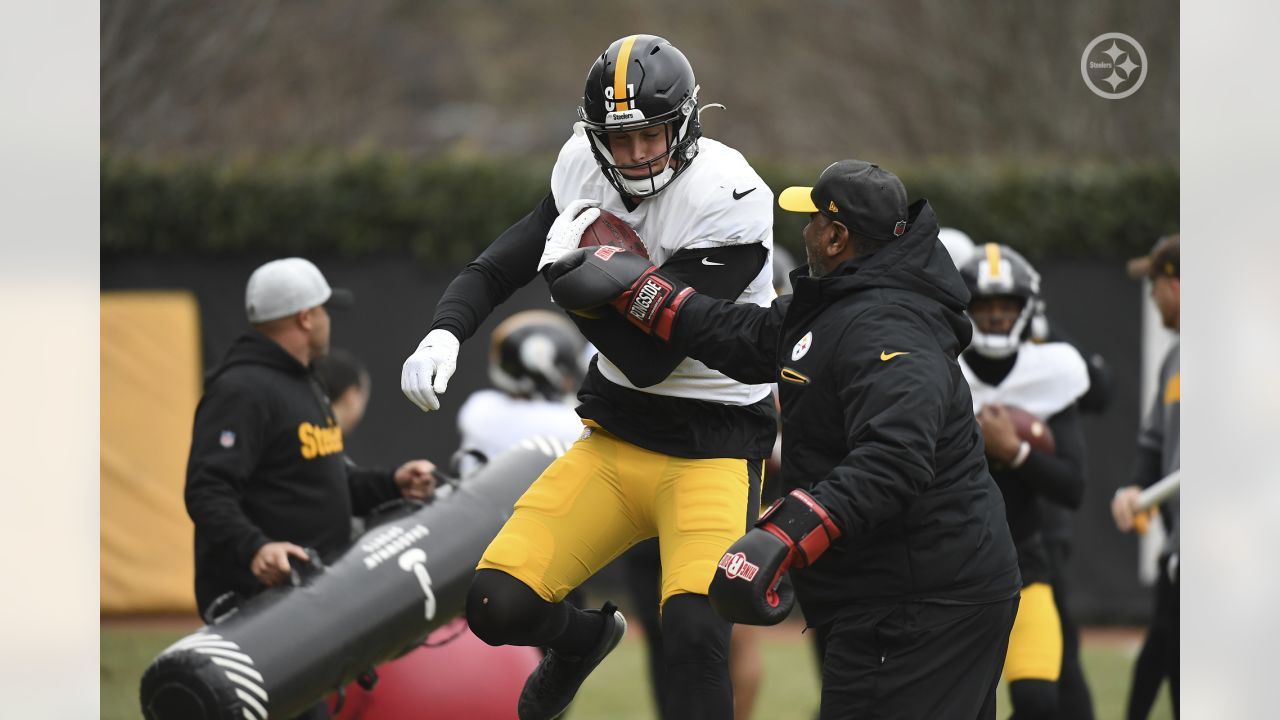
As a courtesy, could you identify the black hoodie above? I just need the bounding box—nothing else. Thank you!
[670,201,1020,625]
[184,331,400,614]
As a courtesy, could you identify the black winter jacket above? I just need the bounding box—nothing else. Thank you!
[184,332,400,614]
[670,201,1020,625]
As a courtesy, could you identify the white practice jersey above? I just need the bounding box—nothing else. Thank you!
[550,132,776,406]
[960,342,1091,420]
[456,389,584,469]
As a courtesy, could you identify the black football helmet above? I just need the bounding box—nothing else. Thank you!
[489,311,585,401]
[959,243,1042,358]
[578,34,703,199]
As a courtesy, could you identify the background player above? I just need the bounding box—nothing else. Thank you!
[942,228,1106,720]
[314,347,373,436]
[958,244,1090,720]
[400,34,777,720]
[453,310,587,476]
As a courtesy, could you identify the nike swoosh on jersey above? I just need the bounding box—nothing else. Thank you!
[880,351,910,361]
[732,187,757,200]
[702,257,726,266]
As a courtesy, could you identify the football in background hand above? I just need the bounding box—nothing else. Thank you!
[578,209,648,259]
[1004,405,1056,455]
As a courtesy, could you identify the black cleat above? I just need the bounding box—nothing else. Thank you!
[517,601,627,720]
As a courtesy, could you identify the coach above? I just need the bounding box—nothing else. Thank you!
[547,160,1022,718]
[184,258,436,624]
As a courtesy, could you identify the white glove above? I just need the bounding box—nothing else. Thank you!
[537,199,601,271]
[401,329,460,412]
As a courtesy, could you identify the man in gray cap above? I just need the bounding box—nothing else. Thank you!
[545,160,1021,719]
[184,258,437,629]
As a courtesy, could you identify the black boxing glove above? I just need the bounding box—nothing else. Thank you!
[708,489,842,625]
[547,247,693,340]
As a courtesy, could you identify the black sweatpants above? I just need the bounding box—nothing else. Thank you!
[1126,556,1179,719]
[813,596,1019,720]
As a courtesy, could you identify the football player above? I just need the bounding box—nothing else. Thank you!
[942,229,1106,719]
[959,244,1091,720]
[453,310,587,477]
[400,35,776,720]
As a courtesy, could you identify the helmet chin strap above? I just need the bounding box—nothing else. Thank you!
[970,331,1020,359]
[968,307,1032,359]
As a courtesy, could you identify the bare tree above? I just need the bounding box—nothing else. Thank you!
[101,0,1178,164]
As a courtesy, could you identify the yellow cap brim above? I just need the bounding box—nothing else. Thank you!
[778,186,818,213]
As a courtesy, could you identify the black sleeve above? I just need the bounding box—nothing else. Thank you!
[1077,351,1114,415]
[184,381,274,568]
[659,243,770,300]
[666,292,786,385]
[429,192,558,342]
[1006,404,1087,509]
[571,242,771,387]
[806,306,952,539]
[346,459,400,515]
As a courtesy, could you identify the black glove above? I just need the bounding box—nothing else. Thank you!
[547,247,693,340]
[708,489,842,625]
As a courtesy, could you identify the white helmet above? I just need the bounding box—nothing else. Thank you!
[937,227,977,268]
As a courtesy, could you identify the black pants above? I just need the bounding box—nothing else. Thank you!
[1045,538,1095,720]
[1126,556,1179,719]
[621,538,669,714]
[813,596,1018,720]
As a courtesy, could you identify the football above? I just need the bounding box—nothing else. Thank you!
[578,209,648,258]
[1004,404,1056,455]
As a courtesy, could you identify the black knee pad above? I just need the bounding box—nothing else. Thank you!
[1009,678,1059,720]
[661,593,731,665]
[466,569,562,647]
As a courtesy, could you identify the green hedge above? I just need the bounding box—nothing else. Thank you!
[103,151,1177,263]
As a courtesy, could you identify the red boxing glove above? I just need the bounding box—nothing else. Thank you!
[609,263,694,340]
[547,247,693,340]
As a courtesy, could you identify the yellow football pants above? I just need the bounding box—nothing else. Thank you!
[478,424,760,606]
[1003,582,1063,682]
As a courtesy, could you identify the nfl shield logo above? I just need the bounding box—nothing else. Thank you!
[219,431,236,449]
[791,331,813,361]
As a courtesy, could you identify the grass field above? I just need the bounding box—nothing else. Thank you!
[104,622,1173,719]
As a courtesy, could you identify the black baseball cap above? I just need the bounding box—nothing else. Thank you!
[1126,234,1179,280]
[778,160,909,241]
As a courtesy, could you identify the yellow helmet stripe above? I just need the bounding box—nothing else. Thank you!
[613,35,638,111]
[984,243,1002,279]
